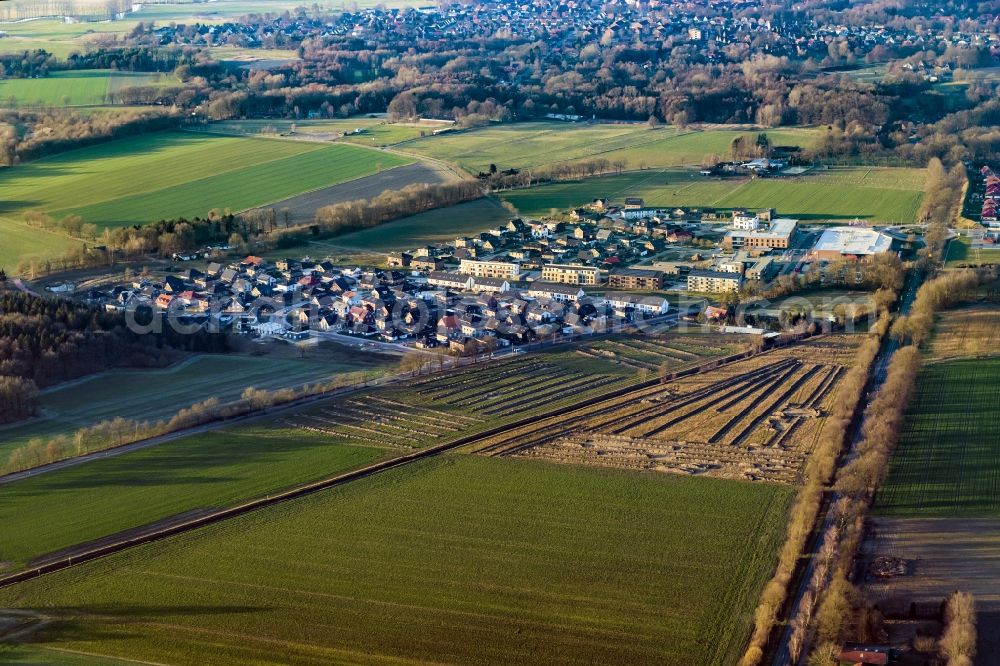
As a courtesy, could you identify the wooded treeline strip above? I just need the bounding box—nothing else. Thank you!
[739,310,893,666]
[0,291,230,423]
[940,592,977,666]
[1,369,382,476]
[0,108,180,166]
[309,181,484,236]
[799,268,994,663]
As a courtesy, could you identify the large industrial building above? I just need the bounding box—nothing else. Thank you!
[808,227,894,261]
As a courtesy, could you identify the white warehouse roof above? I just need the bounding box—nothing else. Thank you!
[812,226,893,256]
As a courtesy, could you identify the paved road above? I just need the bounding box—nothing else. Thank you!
[313,330,439,356]
[12,278,39,296]
[771,271,921,666]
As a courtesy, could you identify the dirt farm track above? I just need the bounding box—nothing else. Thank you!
[262,161,448,223]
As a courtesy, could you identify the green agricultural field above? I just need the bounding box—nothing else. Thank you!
[0,70,177,107]
[0,218,80,273]
[0,455,792,666]
[0,349,393,460]
[0,425,386,571]
[0,348,648,570]
[403,121,824,174]
[0,38,79,58]
[334,196,513,251]
[0,70,111,106]
[0,131,411,229]
[845,64,889,84]
[0,645,137,666]
[0,18,139,57]
[875,357,1000,518]
[0,19,125,38]
[502,166,925,222]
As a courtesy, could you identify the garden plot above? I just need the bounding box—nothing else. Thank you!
[576,334,739,372]
[410,353,635,416]
[286,398,480,449]
[471,336,861,483]
[280,351,637,450]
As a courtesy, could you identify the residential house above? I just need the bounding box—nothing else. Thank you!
[526,282,587,302]
[603,293,670,316]
[427,271,475,291]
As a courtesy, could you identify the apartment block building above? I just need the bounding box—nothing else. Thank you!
[459,259,520,280]
[687,269,743,293]
[607,268,665,291]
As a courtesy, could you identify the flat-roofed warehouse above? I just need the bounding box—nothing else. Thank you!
[808,226,894,261]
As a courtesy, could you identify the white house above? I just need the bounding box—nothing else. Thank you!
[473,277,512,294]
[733,214,760,230]
[427,271,475,291]
[603,292,670,315]
[526,282,586,303]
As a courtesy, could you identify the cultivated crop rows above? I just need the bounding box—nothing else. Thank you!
[472,336,860,483]
[412,356,629,416]
[876,357,1000,517]
[576,335,733,371]
[281,351,638,450]
[287,399,480,449]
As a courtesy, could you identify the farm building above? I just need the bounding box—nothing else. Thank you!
[808,227,893,261]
